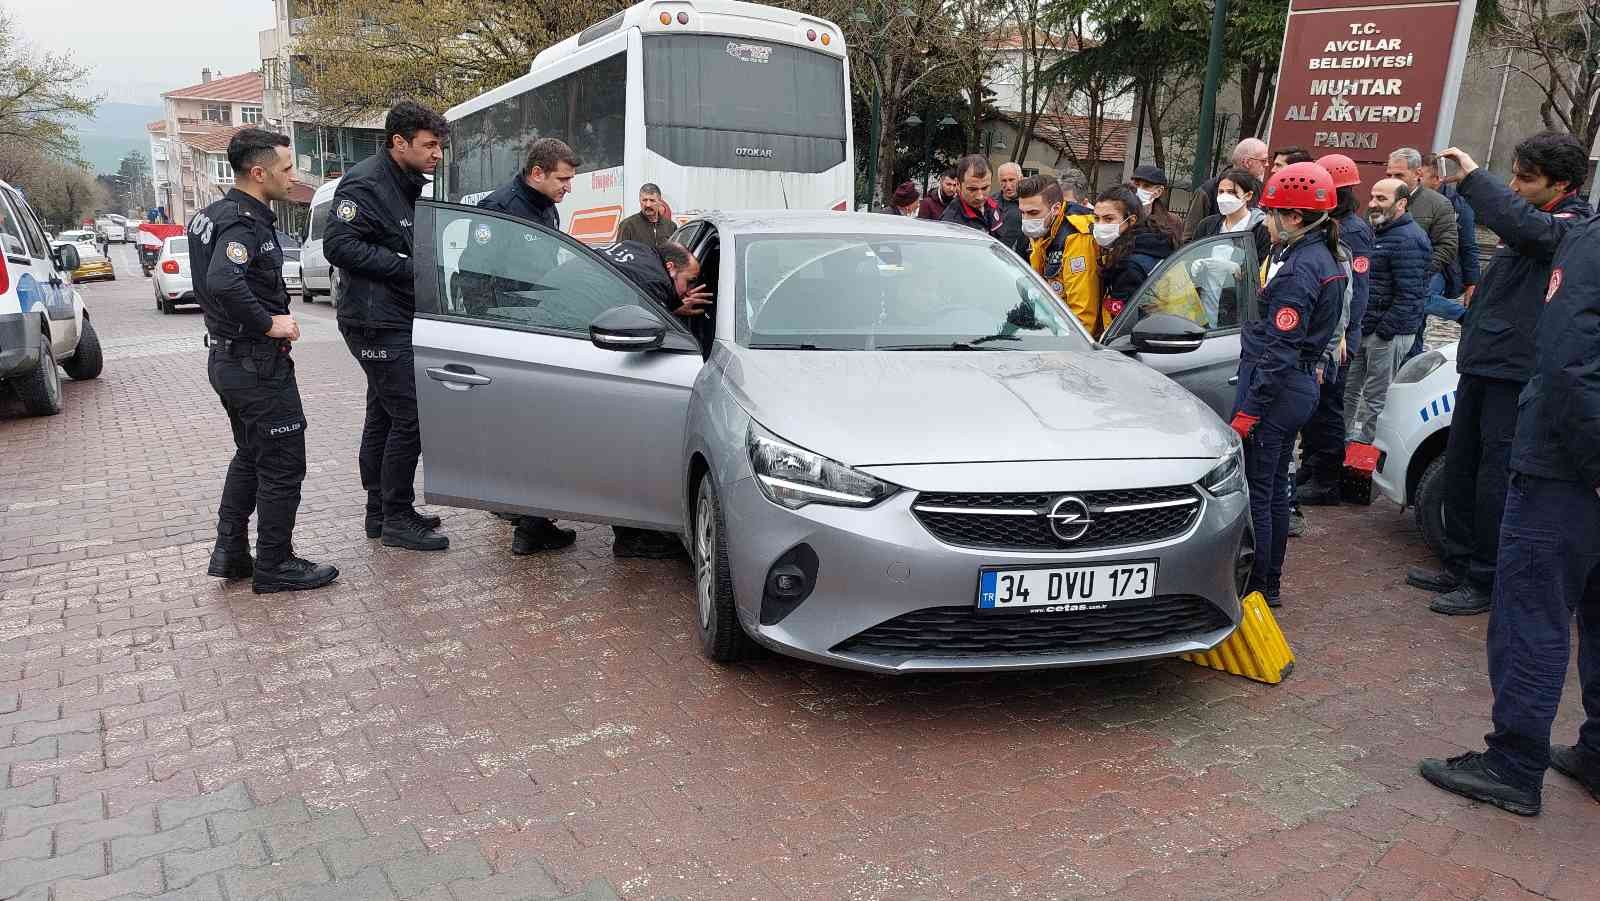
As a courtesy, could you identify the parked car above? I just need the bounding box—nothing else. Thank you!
[0,178,105,416]
[52,230,114,282]
[1372,343,1458,560]
[137,223,184,276]
[411,206,1262,673]
[299,178,339,303]
[277,230,303,295]
[152,236,195,314]
[94,216,127,244]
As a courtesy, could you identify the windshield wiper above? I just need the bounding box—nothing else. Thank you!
[748,342,828,350]
[880,338,1022,351]
[964,333,1024,346]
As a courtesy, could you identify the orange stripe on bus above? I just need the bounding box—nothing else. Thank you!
[569,205,623,244]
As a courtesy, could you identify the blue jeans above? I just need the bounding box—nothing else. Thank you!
[1484,473,1600,791]
[1407,273,1468,359]
[1234,361,1320,600]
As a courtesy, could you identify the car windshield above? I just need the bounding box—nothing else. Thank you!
[736,233,1091,351]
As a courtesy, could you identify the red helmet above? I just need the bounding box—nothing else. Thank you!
[1261,162,1337,212]
[1315,153,1361,188]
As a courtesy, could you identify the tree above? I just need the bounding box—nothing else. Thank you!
[7,151,107,230]
[1041,5,1137,190]
[0,9,100,159]
[1475,0,1600,153]
[1003,0,1075,164]
[293,0,632,122]
[1225,0,1289,140]
[118,151,154,211]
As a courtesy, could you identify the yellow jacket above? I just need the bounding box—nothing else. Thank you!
[1030,206,1102,335]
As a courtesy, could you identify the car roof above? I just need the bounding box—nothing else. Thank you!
[687,210,994,240]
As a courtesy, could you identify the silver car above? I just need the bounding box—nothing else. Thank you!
[412,207,1263,674]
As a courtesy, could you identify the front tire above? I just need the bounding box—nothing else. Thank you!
[62,316,103,380]
[13,332,62,416]
[694,473,759,662]
[1414,455,1448,563]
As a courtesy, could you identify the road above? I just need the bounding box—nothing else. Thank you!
[0,243,1591,900]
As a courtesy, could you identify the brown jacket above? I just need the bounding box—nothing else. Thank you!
[615,211,675,247]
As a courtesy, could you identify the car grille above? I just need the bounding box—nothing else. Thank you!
[831,595,1231,659]
[912,486,1201,551]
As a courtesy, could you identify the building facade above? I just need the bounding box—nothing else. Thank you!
[147,70,265,224]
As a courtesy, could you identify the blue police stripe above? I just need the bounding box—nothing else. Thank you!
[1420,406,1431,423]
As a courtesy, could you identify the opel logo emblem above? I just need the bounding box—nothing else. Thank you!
[1047,496,1092,542]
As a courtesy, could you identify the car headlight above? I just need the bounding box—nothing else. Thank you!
[747,423,898,510]
[1394,350,1445,385]
[1200,449,1245,497]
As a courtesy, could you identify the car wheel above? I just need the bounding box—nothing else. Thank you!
[328,269,341,309]
[13,332,63,416]
[62,316,103,381]
[1414,455,1448,563]
[694,472,759,662]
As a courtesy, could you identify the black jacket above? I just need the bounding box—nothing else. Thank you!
[1510,213,1600,487]
[1102,228,1173,307]
[465,176,562,286]
[325,151,429,332]
[187,189,288,339]
[1455,170,1592,383]
[994,194,1029,257]
[594,240,709,348]
[477,176,559,230]
[940,194,1005,238]
[1363,212,1431,340]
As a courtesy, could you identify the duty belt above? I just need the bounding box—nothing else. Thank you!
[205,334,288,354]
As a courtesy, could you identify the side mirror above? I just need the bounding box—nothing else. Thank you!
[1130,313,1206,354]
[53,243,80,273]
[590,305,666,352]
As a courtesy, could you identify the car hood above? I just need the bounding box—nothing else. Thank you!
[715,345,1232,466]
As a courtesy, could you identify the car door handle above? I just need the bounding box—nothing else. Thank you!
[1227,375,1239,385]
[426,366,492,388]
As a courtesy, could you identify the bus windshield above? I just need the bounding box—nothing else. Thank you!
[642,34,845,173]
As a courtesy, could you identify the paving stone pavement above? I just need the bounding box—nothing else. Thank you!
[0,246,1593,900]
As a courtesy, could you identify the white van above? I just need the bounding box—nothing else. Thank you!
[298,178,340,303]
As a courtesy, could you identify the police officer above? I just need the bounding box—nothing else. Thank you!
[1418,200,1600,818]
[324,101,450,551]
[471,137,583,556]
[1296,154,1374,505]
[193,128,337,594]
[1229,163,1346,608]
[1405,137,1592,616]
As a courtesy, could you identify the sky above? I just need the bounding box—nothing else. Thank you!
[5,0,273,107]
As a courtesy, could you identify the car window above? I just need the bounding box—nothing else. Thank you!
[0,192,31,262]
[167,237,188,255]
[307,201,330,242]
[429,204,657,336]
[1107,233,1254,339]
[13,197,51,259]
[736,233,1092,351]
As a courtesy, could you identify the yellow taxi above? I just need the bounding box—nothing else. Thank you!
[53,230,115,282]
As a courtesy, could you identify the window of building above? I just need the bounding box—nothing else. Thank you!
[201,103,230,125]
[211,155,234,185]
[241,105,263,125]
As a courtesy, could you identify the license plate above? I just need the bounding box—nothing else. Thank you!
[977,562,1156,614]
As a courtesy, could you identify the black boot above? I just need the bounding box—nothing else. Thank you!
[1407,566,1463,593]
[511,517,576,555]
[1429,583,1492,616]
[1418,752,1540,816]
[1296,480,1342,506]
[366,493,439,538]
[381,513,449,551]
[252,556,339,594]
[207,543,254,579]
[1549,744,1600,802]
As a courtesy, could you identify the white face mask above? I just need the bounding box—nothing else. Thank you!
[1216,193,1246,217]
[1021,216,1049,239]
[1135,187,1156,207]
[1093,222,1123,247]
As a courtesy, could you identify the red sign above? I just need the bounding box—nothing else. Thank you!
[1268,0,1473,176]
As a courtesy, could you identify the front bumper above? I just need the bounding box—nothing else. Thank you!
[0,311,43,379]
[720,474,1249,674]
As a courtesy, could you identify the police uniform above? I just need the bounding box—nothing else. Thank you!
[1298,212,1373,494]
[1233,226,1345,604]
[322,151,436,541]
[190,188,316,585]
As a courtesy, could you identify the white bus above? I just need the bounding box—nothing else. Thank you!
[440,0,853,244]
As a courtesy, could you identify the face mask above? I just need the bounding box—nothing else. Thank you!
[1216,193,1245,217]
[1093,222,1123,247]
[1135,188,1156,207]
[1021,217,1048,239]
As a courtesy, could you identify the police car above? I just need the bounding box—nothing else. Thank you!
[1371,342,1458,559]
[0,179,105,416]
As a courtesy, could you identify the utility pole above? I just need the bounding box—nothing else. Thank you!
[1191,0,1230,188]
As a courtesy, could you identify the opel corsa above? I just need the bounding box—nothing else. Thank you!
[412,208,1255,673]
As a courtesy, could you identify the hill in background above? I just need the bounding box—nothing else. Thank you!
[73,102,163,174]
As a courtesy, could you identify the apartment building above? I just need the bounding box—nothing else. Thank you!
[146,69,267,224]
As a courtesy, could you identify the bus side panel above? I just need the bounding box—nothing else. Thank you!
[564,167,627,245]
[642,152,853,225]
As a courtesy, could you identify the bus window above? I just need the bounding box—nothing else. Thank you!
[642,35,845,173]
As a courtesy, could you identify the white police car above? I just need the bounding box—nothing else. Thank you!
[1372,342,1457,558]
[0,179,104,416]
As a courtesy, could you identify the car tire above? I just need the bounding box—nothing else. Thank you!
[160,296,174,315]
[328,269,341,309]
[13,332,63,416]
[62,316,103,381]
[1414,455,1448,563]
[694,472,760,663]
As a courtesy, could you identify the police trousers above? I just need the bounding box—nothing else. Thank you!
[1484,472,1600,791]
[1235,361,1319,601]
[1439,375,1520,591]
[208,341,307,564]
[342,327,420,519]
[1299,358,1348,485]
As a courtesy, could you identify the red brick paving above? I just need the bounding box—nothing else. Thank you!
[0,246,1594,899]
